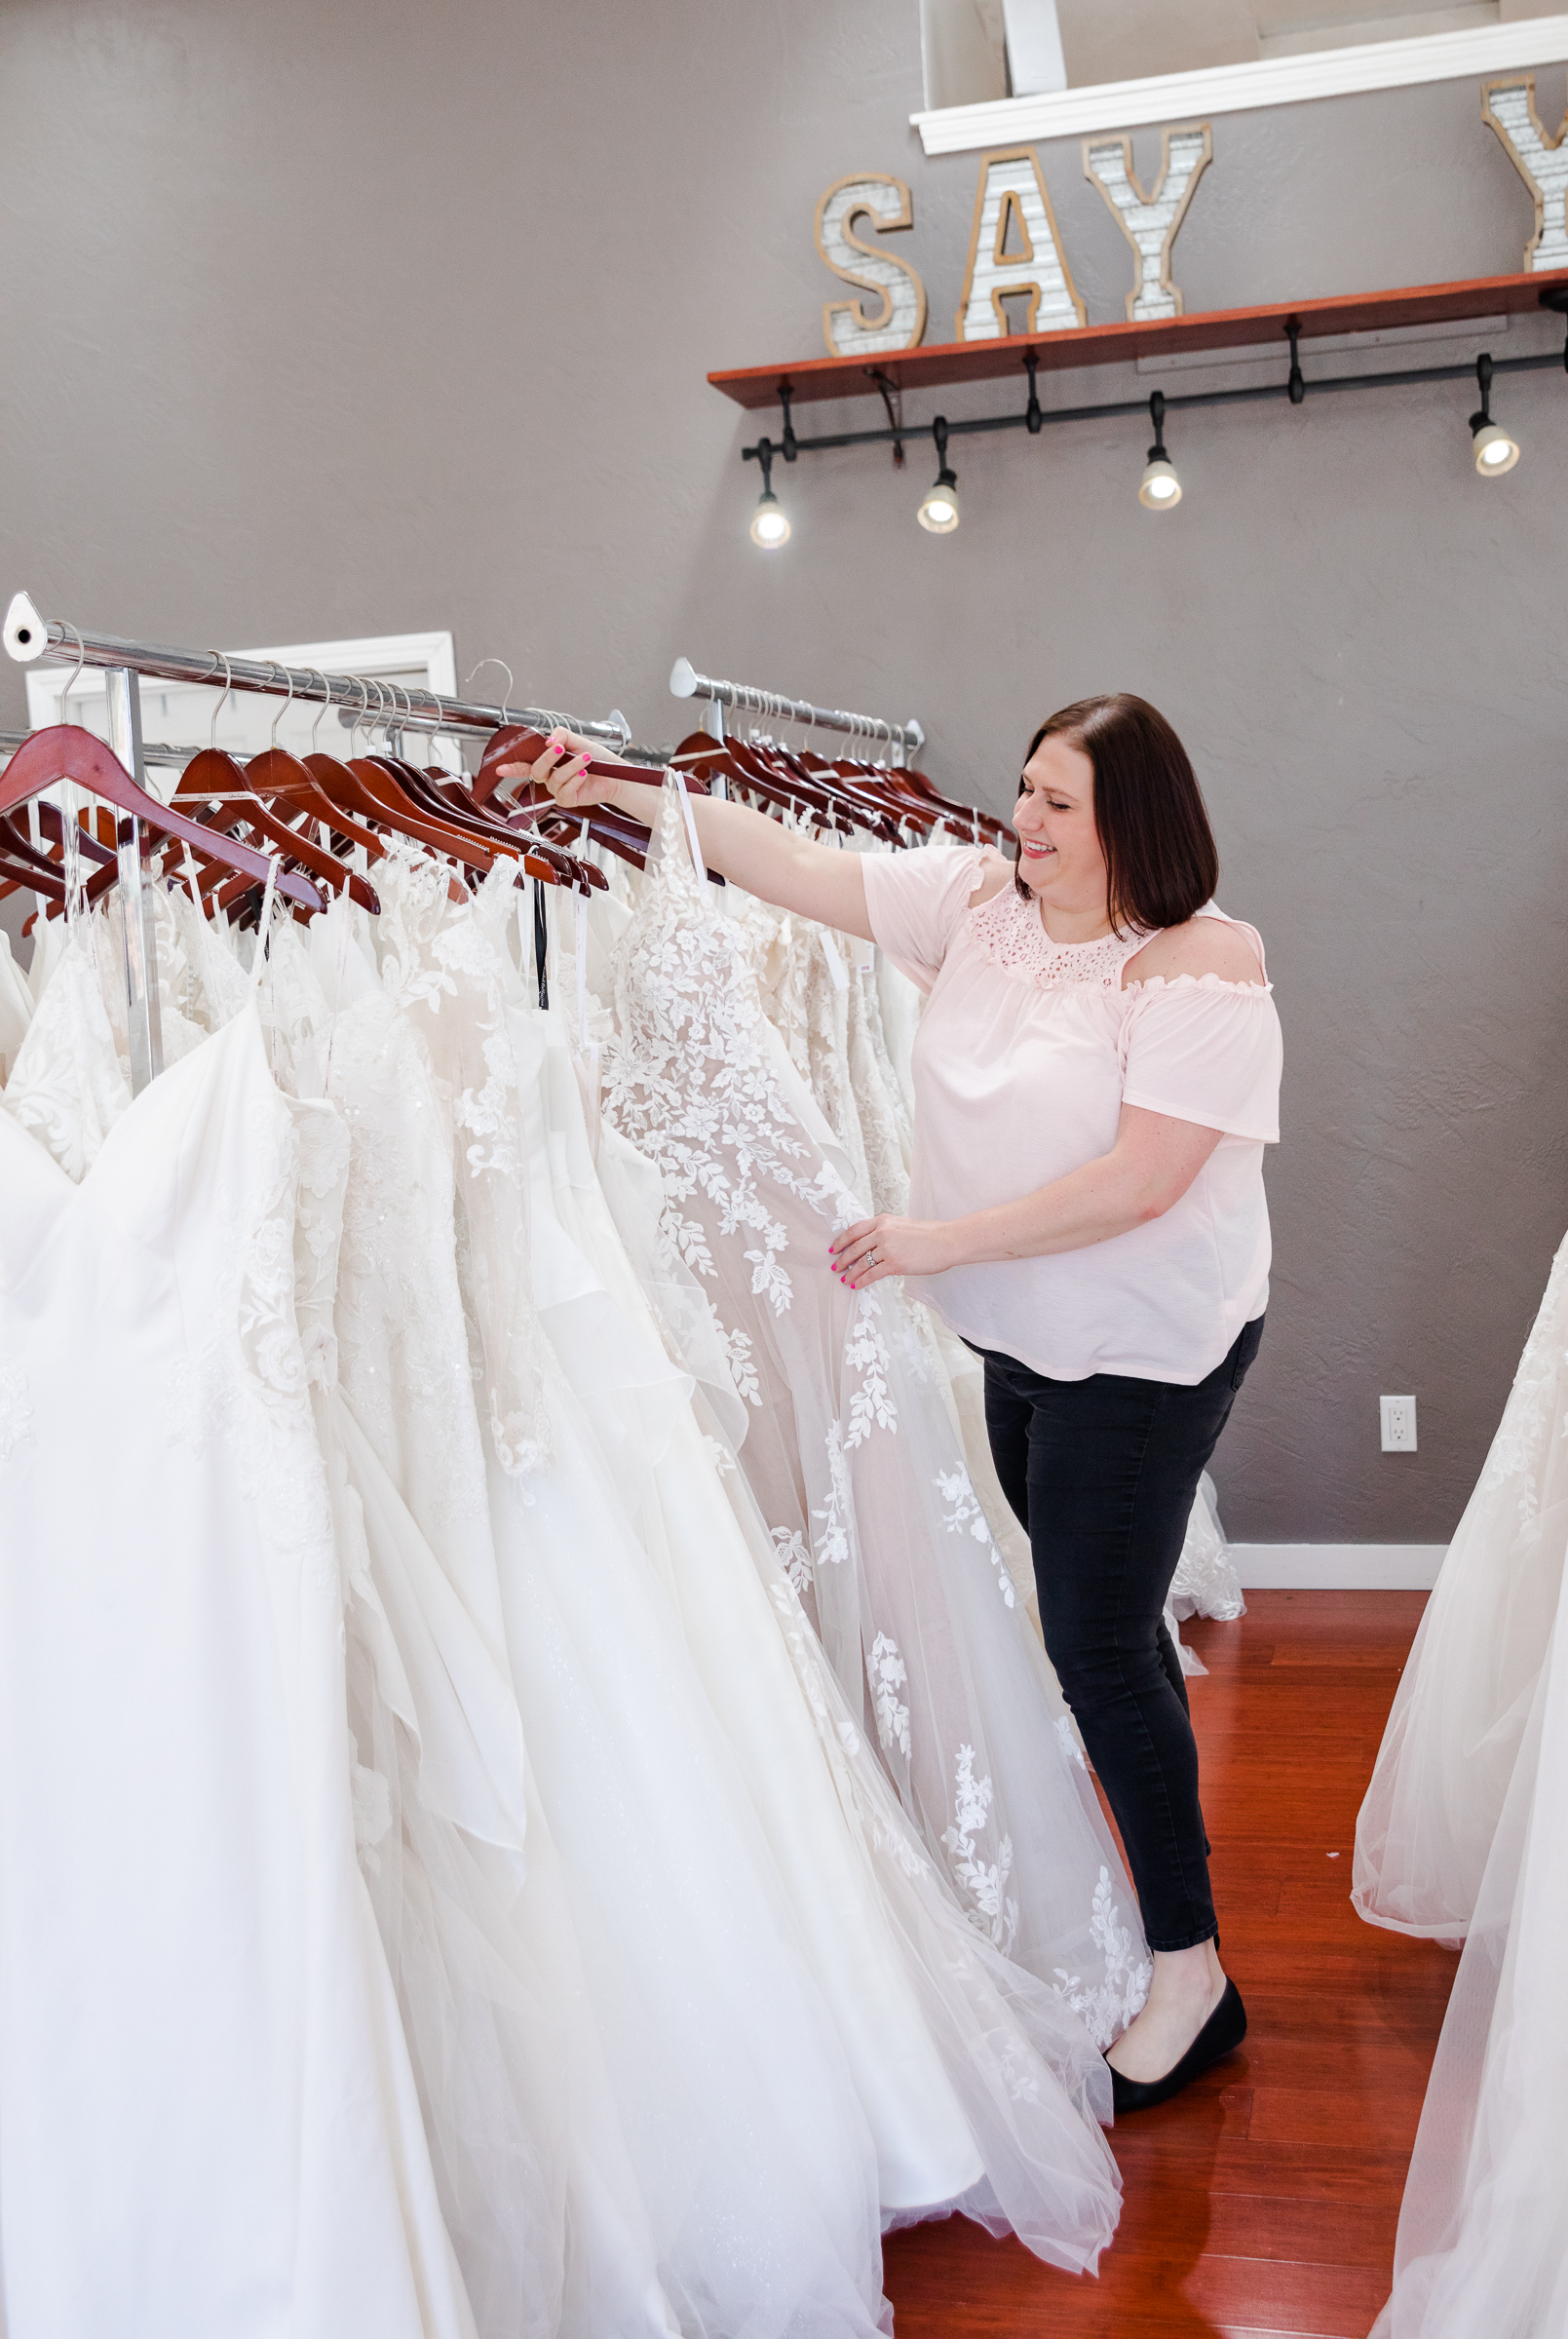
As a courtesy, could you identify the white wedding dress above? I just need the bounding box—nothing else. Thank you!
[1354,1229,1568,1940]
[0,929,477,2339]
[526,970,1126,2270]
[602,781,1152,2045]
[1358,1226,1568,2333]
[1371,1588,1568,2335]
[373,858,899,2339]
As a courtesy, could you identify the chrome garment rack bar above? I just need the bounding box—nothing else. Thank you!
[2,593,647,753]
[669,655,924,765]
[0,728,195,766]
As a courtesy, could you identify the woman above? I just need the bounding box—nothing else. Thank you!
[510,692,1281,2111]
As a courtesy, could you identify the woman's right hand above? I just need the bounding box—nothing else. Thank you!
[496,728,605,807]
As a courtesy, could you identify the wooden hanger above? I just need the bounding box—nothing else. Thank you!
[0,727,325,913]
[173,749,382,914]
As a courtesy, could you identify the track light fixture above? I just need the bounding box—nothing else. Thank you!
[917,417,961,533]
[737,296,1568,536]
[1138,391,1182,509]
[1470,352,1520,478]
[748,439,792,547]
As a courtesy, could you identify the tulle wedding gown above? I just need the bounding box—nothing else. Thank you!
[1357,1225,1568,2334]
[1355,1229,1568,1938]
[0,929,477,2339]
[523,956,1127,2268]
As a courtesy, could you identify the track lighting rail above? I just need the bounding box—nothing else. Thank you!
[669,656,925,761]
[740,334,1566,465]
[1,594,666,759]
[739,294,1568,534]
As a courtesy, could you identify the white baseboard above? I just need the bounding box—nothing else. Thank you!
[1230,1543,1446,1591]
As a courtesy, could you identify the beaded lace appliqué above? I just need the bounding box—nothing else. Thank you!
[970,887,1144,992]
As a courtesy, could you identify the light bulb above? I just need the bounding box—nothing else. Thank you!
[749,489,791,548]
[918,475,961,534]
[1472,421,1519,476]
[1139,457,1182,509]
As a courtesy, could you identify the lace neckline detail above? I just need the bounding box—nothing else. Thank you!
[969,885,1145,992]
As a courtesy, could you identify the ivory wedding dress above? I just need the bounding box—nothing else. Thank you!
[1371,1589,1568,2335]
[603,780,1151,2044]
[111,887,672,2339]
[528,977,1126,2270]
[1354,1231,1568,1938]
[1357,1225,1568,2331]
[377,858,898,2339]
[0,931,477,2339]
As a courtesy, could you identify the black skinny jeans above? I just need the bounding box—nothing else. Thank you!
[980,1317,1265,1953]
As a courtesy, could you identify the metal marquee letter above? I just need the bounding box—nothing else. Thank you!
[1483,75,1568,273]
[815,174,929,359]
[954,147,1085,342]
[1083,123,1213,324]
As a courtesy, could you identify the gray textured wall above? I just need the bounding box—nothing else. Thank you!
[3,0,1566,1544]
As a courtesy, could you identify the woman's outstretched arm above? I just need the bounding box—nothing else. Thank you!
[500,729,874,941]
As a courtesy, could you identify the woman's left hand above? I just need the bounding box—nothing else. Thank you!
[829,1215,955,1288]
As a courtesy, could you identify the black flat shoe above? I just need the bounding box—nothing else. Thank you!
[1107,1977,1246,2114]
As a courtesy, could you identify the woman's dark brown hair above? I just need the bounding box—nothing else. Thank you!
[1016,693,1218,934]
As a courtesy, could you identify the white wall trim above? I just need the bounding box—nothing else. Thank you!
[1231,1542,1446,1590]
[911,15,1568,151]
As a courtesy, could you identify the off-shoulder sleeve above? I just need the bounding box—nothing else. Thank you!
[1119,978,1282,1142]
[860,845,996,993]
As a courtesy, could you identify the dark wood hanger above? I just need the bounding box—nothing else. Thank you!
[374,748,605,894]
[243,747,389,867]
[0,727,325,914]
[173,749,382,915]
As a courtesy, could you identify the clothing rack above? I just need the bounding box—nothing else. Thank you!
[0,592,666,1096]
[2,594,668,760]
[669,656,925,765]
[0,727,194,768]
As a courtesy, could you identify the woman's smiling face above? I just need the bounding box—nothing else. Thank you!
[1013,733,1106,910]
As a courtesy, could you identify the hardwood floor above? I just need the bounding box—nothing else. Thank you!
[882,1590,1454,2339]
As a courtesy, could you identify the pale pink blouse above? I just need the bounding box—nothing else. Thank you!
[861,847,1282,1386]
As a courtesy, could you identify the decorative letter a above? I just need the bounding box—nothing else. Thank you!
[955,148,1085,342]
[1483,75,1568,273]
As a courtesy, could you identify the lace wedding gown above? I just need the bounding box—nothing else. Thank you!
[1355,1231,1568,1938]
[527,978,1126,2269]
[100,887,670,2339]
[0,931,477,2339]
[374,859,902,2339]
[603,780,1151,2044]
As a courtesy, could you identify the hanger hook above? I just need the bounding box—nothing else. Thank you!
[348,674,369,756]
[210,652,234,751]
[269,661,295,749]
[58,624,88,724]
[308,670,332,753]
[463,656,515,724]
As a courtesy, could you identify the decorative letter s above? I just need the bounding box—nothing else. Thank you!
[815,175,929,359]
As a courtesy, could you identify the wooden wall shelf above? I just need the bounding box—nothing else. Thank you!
[708,268,1568,411]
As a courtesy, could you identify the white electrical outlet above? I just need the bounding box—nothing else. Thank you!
[1380,1395,1418,1453]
